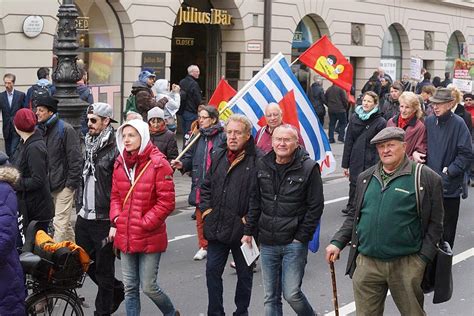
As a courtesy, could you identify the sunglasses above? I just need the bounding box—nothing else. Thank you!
[88,117,98,124]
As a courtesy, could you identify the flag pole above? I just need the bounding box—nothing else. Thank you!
[176,53,285,160]
[290,57,300,66]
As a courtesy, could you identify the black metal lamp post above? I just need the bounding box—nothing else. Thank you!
[52,0,88,129]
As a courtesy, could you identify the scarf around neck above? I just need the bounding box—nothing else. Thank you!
[355,105,379,121]
[83,125,113,180]
[123,150,139,171]
[397,114,415,129]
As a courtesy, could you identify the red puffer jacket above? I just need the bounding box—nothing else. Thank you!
[110,143,175,254]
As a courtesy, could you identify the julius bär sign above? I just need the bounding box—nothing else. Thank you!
[176,6,232,26]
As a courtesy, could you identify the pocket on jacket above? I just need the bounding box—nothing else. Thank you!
[284,175,306,195]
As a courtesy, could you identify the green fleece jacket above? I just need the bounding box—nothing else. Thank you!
[356,169,422,260]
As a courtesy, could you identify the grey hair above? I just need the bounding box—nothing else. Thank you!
[273,124,299,140]
[187,65,199,74]
[225,114,252,135]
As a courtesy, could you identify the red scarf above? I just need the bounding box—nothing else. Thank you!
[397,114,414,130]
[226,149,243,164]
[149,124,166,135]
[123,149,139,170]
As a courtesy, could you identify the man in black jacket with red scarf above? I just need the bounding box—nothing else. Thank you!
[200,114,259,316]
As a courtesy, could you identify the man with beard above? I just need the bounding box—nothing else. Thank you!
[75,103,124,315]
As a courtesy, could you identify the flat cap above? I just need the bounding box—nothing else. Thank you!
[370,127,405,144]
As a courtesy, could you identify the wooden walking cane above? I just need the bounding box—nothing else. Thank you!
[330,255,340,316]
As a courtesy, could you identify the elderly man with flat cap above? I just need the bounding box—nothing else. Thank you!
[326,126,444,316]
[420,87,472,249]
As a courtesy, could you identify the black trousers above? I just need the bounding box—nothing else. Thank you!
[75,216,124,316]
[206,240,253,316]
[442,197,461,249]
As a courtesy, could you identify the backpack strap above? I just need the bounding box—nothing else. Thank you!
[122,160,152,209]
[414,162,424,217]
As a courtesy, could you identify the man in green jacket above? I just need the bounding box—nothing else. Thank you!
[326,127,444,316]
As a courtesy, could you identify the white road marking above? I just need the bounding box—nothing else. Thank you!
[169,234,196,242]
[324,247,474,316]
[168,197,349,243]
[325,196,349,205]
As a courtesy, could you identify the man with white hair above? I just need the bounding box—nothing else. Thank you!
[255,102,304,153]
[179,65,202,139]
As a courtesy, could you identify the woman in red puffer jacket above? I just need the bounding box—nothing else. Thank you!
[109,119,179,316]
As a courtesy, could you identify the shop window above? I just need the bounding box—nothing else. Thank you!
[291,16,321,93]
[74,0,123,120]
[381,25,402,81]
[446,32,465,75]
[225,52,240,90]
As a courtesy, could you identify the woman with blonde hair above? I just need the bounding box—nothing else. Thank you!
[387,91,427,162]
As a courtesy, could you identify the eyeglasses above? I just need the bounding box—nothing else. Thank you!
[198,116,210,120]
[272,137,296,144]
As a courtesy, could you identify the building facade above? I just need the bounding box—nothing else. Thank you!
[0,0,473,124]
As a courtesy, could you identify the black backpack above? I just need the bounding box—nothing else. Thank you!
[30,85,51,110]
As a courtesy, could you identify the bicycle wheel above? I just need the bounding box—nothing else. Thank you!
[25,289,84,316]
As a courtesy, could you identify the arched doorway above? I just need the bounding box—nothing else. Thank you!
[73,0,124,120]
[446,31,466,74]
[291,15,328,93]
[381,25,404,82]
[171,0,221,101]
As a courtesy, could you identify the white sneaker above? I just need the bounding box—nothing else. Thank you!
[193,248,207,260]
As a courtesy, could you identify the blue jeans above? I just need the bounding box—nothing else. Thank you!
[206,240,253,316]
[328,112,347,142]
[121,252,176,316]
[260,242,315,316]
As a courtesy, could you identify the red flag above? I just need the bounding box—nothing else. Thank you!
[257,90,300,130]
[299,35,353,92]
[208,79,237,120]
[208,79,237,109]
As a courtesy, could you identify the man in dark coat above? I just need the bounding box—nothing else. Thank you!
[36,96,82,242]
[75,102,124,315]
[131,70,166,119]
[326,127,444,316]
[423,88,472,249]
[440,72,452,88]
[242,124,324,316]
[0,73,26,158]
[416,72,432,94]
[179,65,202,139]
[308,77,326,125]
[11,108,54,237]
[199,114,259,316]
[0,152,26,316]
[380,81,403,120]
[325,83,348,143]
[24,67,56,110]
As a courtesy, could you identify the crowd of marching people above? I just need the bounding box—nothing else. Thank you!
[0,61,472,316]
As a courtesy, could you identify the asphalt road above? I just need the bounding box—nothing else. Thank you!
[78,177,474,315]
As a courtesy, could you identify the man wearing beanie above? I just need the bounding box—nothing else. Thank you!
[130,70,167,119]
[35,96,82,242]
[147,107,178,162]
[11,108,54,239]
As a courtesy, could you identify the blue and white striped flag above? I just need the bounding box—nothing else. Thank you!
[226,53,336,175]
